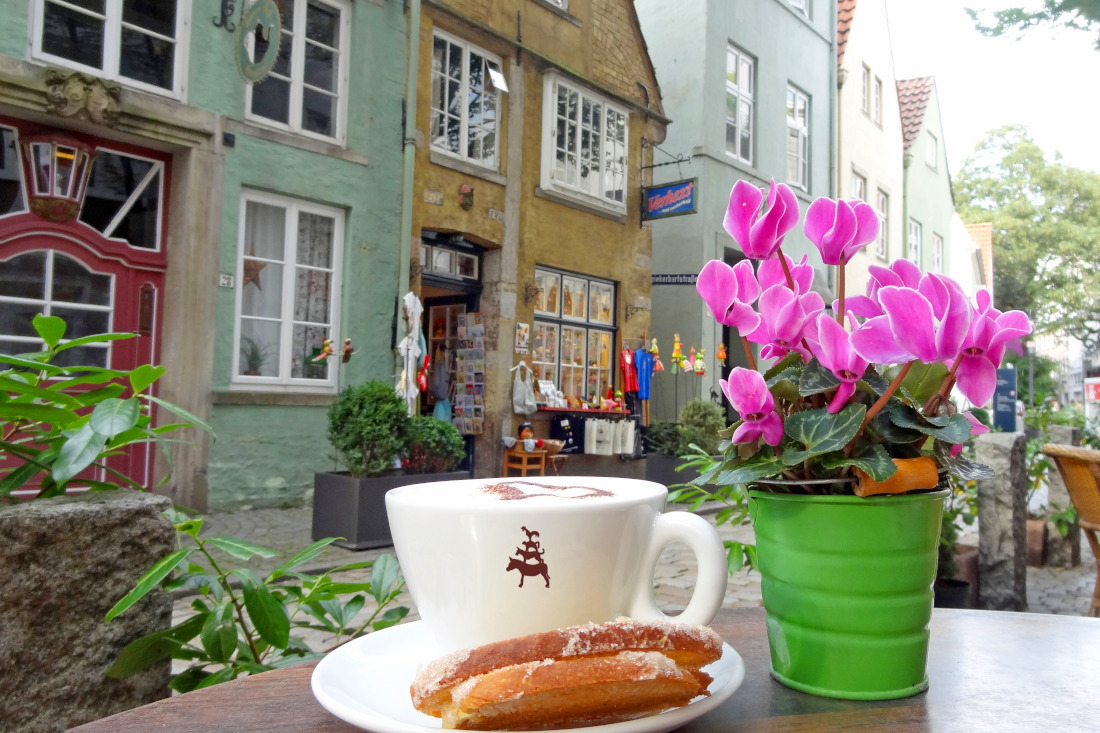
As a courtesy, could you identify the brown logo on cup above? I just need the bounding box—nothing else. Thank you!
[506,526,550,588]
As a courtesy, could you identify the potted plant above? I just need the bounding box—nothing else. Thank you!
[644,399,725,487]
[313,381,469,549]
[684,179,1030,699]
[239,336,272,376]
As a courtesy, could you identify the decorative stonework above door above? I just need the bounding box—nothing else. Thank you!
[44,69,121,127]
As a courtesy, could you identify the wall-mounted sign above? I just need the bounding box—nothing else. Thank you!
[236,0,282,83]
[993,367,1018,432]
[1086,378,1100,402]
[651,273,698,285]
[488,208,504,223]
[423,189,443,205]
[642,178,697,221]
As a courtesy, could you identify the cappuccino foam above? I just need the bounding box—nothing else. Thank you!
[387,476,665,508]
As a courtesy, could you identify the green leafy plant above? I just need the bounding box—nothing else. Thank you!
[938,473,978,579]
[642,422,683,457]
[0,314,213,500]
[676,399,726,456]
[104,507,408,692]
[326,380,412,477]
[239,336,273,375]
[403,415,465,474]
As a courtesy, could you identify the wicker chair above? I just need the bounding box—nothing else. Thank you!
[1041,444,1100,617]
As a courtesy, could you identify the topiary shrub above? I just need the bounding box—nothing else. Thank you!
[404,416,466,474]
[326,381,411,477]
[676,398,726,456]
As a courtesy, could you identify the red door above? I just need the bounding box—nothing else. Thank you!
[0,119,169,495]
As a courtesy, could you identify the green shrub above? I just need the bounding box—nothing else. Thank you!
[326,381,411,477]
[677,399,726,456]
[643,422,684,456]
[404,416,465,474]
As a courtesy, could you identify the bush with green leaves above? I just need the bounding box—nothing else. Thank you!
[403,416,465,474]
[676,398,726,456]
[0,314,212,499]
[104,508,408,692]
[938,473,978,579]
[326,380,412,477]
[642,422,683,457]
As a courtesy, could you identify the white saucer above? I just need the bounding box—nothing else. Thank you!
[311,621,745,733]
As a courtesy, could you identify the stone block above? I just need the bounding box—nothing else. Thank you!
[975,432,1028,611]
[0,491,175,732]
[1044,425,1082,568]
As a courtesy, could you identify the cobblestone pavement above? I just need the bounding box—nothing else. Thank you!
[172,503,1098,671]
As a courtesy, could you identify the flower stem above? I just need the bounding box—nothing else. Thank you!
[776,247,797,291]
[740,336,757,372]
[836,261,846,325]
[858,361,914,436]
[922,359,963,415]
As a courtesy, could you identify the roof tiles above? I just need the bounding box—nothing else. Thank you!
[897,76,935,154]
[837,0,857,69]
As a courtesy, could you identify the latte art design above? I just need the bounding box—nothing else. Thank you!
[482,481,614,501]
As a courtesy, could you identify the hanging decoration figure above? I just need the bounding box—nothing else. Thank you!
[716,342,727,366]
[311,338,335,362]
[651,337,665,373]
[694,349,707,376]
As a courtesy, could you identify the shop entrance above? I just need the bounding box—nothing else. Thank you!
[417,231,483,473]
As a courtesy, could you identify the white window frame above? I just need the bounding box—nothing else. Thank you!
[874,189,888,259]
[429,29,503,170]
[80,146,166,252]
[908,218,922,265]
[785,85,809,190]
[860,65,870,114]
[932,233,944,273]
[790,0,809,16]
[926,132,938,169]
[725,44,754,166]
[850,170,866,201]
[232,190,344,393]
[540,72,629,213]
[872,76,883,124]
[244,0,351,145]
[31,0,192,99]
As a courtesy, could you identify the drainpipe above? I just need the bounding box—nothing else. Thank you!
[396,0,422,376]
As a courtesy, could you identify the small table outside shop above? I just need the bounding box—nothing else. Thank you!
[71,606,1100,732]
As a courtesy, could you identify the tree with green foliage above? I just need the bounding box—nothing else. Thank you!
[967,1,1100,49]
[953,126,1100,347]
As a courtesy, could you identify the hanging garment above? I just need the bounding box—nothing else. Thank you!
[512,363,537,415]
[396,292,424,414]
[430,351,450,400]
[433,397,452,422]
[620,348,640,392]
[634,348,655,400]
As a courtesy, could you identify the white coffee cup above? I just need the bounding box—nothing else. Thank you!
[386,476,728,653]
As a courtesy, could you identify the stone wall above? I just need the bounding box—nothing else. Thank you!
[1045,425,1082,567]
[0,491,175,732]
[974,433,1027,611]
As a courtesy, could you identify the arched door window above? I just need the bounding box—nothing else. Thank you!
[0,249,114,367]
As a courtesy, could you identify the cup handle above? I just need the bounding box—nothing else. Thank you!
[628,512,727,626]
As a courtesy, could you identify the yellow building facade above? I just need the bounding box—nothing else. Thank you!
[409,0,667,476]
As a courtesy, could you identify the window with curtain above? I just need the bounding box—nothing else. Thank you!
[541,74,628,209]
[430,31,502,168]
[234,191,343,390]
[908,218,922,265]
[531,266,615,401]
[785,86,809,190]
[33,0,188,96]
[725,45,754,165]
[246,0,350,143]
[874,190,888,259]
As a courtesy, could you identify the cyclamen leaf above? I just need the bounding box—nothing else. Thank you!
[934,441,995,480]
[870,411,925,444]
[890,362,950,406]
[889,405,971,444]
[861,368,892,396]
[766,366,802,389]
[819,441,898,482]
[764,352,802,380]
[799,358,842,396]
[781,404,866,465]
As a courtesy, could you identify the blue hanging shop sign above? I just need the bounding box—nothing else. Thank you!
[642,178,697,221]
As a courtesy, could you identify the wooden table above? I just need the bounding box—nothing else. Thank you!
[71,607,1100,732]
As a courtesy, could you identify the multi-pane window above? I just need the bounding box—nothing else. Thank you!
[850,171,866,201]
[785,86,809,190]
[33,0,188,96]
[234,191,343,389]
[531,267,615,401]
[725,46,754,164]
[926,132,938,169]
[874,190,888,259]
[860,65,870,114]
[0,250,113,368]
[1,127,27,216]
[932,233,944,273]
[79,149,165,251]
[872,76,883,124]
[542,75,628,208]
[247,0,349,142]
[908,219,922,265]
[431,32,502,168]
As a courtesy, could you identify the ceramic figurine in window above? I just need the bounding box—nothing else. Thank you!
[694,349,707,376]
[716,342,727,366]
[341,337,357,364]
[311,338,335,362]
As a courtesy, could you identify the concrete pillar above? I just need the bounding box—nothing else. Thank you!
[975,432,1028,611]
[1044,425,1082,567]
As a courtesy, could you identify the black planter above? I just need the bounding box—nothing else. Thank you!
[312,470,471,550]
[933,578,973,609]
[645,454,704,489]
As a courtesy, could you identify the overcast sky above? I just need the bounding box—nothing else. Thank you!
[885,0,1100,176]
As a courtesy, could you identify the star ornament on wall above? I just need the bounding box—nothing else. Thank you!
[243,248,266,289]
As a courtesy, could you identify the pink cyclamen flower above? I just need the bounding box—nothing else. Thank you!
[746,285,820,361]
[803,198,880,265]
[723,179,800,260]
[850,274,973,365]
[696,259,761,334]
[814,313,870,413]
[721,367,784,446]
[758,252,815,294]
[950,412,991,457]
[867,259,922,303]
[952,289,1032,406]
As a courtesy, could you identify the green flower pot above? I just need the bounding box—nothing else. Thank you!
[749,488,948,700]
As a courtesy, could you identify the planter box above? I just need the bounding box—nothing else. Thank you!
[644,454,701,489]
[313,470,470,550]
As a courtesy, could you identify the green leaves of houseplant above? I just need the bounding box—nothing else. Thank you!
[0,313,214,498]
[105,508,409,691]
